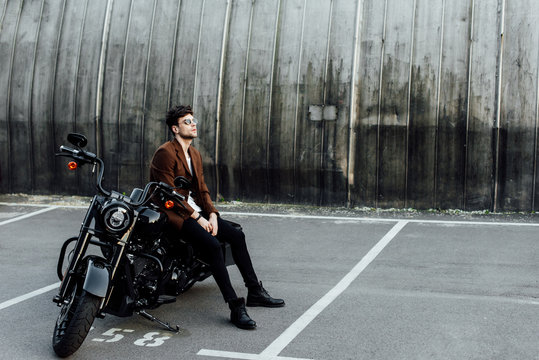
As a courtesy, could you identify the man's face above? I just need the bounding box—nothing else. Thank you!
[173,114,198,139]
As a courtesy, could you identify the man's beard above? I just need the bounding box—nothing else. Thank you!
[180,133,197,140]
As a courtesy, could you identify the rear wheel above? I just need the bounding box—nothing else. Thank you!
[52,283,101,357]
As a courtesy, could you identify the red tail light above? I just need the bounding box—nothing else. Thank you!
[67,161,78,170]
[164,200,175,209]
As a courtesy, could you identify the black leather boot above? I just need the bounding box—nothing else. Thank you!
[228,297,256,330]
[246,281,285,307]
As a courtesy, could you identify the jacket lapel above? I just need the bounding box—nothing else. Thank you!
[188,147,201,182]
[172,139,192,176]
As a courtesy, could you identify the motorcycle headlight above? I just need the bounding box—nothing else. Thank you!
[101,201,133,234]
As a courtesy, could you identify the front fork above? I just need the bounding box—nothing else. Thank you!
[54,196,100,305]
[53,198,138,309]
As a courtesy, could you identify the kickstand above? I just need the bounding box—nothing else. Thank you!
[137,310,180,333]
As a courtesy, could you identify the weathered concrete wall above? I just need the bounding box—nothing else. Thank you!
[1,0,538,211]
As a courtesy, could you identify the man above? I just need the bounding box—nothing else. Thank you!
[150,105,284,330]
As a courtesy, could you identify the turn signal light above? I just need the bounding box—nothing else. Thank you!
[67,161,78,170]
[164,200,175,209]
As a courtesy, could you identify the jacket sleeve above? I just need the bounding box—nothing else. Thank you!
[150,146,195,218]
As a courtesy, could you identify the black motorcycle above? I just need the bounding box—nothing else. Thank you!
[51,133,235,357]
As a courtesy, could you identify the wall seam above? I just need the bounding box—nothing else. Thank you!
[464,0,475,210]
[266,0,281,202]
[319,0,334,206]
[375,0,388,208]
[117,0,135,190]
[493,0,505,212]
[434,0,446,209]
[404,0,417,208]
[95,0,114,159]
[74,0,90,192]
[192,0,205,109]
[166,0,182,141]
[140,0,158,186]
[6,1,24,192]
[347,0,363,207]
[293,0,307,202]
[29,0,46,191]
[50,0,68,193]
[239,0,255,198]
[0,0,9,29]
[215,0,232,200]
[74,0,90,134]
[532,26,539,211]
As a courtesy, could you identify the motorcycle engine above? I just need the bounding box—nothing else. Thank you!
[129,254,161,307]
[167,265,189,295]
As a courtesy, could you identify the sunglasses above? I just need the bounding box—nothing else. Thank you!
[182,118,198,125]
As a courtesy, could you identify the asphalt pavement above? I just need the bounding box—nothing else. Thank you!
[0,198,537,360]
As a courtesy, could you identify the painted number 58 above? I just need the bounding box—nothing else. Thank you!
[92,328,172,347]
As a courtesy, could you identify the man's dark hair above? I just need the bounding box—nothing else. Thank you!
[166,105,193,133]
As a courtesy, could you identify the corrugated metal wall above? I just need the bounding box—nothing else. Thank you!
[1,0,538,211]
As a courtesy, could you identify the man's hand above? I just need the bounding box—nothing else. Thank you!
[196,216,212,233]
[209,212,218,236]
[194,212,218,236]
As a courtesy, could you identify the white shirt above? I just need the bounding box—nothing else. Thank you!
[185,153,202,212]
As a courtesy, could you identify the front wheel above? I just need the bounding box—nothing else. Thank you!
[52,283,101,357]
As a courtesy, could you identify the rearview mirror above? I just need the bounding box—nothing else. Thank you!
[67,133,87,148]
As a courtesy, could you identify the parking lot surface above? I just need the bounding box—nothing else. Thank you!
[0,198,538,360]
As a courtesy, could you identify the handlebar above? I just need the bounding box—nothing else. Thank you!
[56,145,109,196]
[56,139,185,208]
[59,145,97,161]
[128,181,186,209]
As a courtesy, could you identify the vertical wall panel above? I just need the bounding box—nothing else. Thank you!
[31,0,65,194]
[498,0,539,211]
[406,0,442,209]
[377,0,414,208]
[268,0,304,203]
[218,0,252,201]
[465,0,499,210]
[295,0,332,204]
[100,0,131,192]
[320,0,355,206]
[141,0,180,184]
[192,0,228,194]
[0,0,21,192]
[352,0,385,208]
[240,0,279,201]
[436,0,471,209]
[169,0,204,106]
[52,0,87,194]
[0,0,8,27]
[8,0,42,193]
[534,27,539,211]
[74,0,108,192]
[117,0,155,192]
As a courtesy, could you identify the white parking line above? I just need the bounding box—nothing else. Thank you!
[220,211,539,227]
[198,220,409,359]
[0,282,60,310]
[2,202,539,227]
[0,202,86,209]
[0,206,57,226]
[197,350,312,360]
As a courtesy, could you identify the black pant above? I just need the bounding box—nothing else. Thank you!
[180,215,259,302]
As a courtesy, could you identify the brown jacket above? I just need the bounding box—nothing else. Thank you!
[149,139,218,231]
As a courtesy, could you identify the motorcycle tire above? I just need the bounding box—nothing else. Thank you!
[52,284,100,358]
